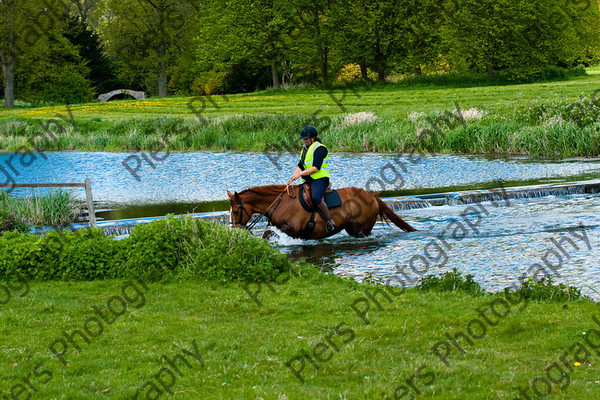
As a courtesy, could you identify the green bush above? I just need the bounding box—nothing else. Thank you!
[0,209,28,235]
[39,70,95,105]
[398,66,586,88]
[417,268,484,296]
[523,96,600,127]
[0,228,121,281]
[123,217,292,282]
[0,217,295,283]
[506,277,586,302]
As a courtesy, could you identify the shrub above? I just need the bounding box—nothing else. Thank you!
[0,217,295,283]
[505,277,586,302]
[398,66,585,87]
[123,217,292,282]
[523,96,600,127]
[192,62,271,95]
[334,64,376,85]
[0,228,121,281]
[0,209,28,235]
[417,268,484,296]
[39,70,95,104]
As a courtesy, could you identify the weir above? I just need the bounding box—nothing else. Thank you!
[384,179,600,208]
[448,180,600,206]
[34,179,600,237]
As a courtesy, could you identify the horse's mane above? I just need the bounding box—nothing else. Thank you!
[240,184,288,196]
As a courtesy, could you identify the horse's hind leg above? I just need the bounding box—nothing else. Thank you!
[345,222,372,238]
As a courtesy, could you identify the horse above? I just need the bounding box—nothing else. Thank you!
[227,184,416,239]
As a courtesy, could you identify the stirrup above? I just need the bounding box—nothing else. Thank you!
[326,221,336,232]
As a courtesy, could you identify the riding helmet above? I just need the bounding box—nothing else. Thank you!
[299,125,318,139]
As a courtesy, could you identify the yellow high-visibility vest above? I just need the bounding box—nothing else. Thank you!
[301,141,330,180]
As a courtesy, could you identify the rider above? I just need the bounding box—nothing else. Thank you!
[287,125,336,232]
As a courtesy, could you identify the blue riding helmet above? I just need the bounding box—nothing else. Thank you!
[299,125,318,139]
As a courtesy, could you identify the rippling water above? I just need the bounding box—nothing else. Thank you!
[2,150,598,296]
[277,193,600,298]
[1,151,599,205]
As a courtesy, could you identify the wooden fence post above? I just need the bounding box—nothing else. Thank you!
[84,178,97,227]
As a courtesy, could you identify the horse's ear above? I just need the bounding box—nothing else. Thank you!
[227,190,233,198]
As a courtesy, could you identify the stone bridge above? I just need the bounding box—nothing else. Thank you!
[98,89,145,102]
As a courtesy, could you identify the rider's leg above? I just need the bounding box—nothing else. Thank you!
[316,202,336,232]
[311,178,336,232]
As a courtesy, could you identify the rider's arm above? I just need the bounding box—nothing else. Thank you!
[288,166,318,184]
[288,167,302,184]
[288,147,327,184]
[312,147,328,170]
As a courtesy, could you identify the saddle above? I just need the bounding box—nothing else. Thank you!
[298,182,341,212]
[296,183,342,238]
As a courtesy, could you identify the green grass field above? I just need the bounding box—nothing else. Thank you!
[0,72,600,157]
[1,72,599,120]
[1,276,599,399]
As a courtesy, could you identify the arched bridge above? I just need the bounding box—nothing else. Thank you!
[98,89,145,102]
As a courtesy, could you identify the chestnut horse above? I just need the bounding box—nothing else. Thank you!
[227,184,416,239]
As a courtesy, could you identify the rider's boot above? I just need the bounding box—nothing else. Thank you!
[316,201,336,232]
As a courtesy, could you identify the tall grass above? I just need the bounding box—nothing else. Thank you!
[1,96,599,157]
[0,189,82,226]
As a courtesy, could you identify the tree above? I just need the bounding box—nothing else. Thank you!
[102,0,198,96]
[293,0,338,86]
[0,0,20,107]
[396,0,444,74]
[68,0,100,25]
[335,0,405,82]
[0,0,91,107]
[0,0,47,107]
[63,15,121,94]
[198,0,293,90]
[441,0,599,79]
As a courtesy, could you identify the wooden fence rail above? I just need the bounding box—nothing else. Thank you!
[0,178,96,227]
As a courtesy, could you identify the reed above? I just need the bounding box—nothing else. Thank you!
[0,98,599,157]
[0,189,82,226]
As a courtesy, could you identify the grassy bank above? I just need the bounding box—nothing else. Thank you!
[1,277,598,399]
[1,107,599,158]
[0,218,598,398]
[0,73,600,157]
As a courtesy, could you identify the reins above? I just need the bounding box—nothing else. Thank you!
[233,185,293,230]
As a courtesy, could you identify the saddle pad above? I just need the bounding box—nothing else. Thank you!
[299,185,342,212]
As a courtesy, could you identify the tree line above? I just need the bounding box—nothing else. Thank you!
[0,0,598,107]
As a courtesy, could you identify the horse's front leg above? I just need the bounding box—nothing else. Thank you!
[270,215,309,239]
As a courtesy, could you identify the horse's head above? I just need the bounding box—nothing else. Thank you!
[227,190,253,228]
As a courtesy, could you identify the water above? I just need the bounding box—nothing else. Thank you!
[277,193,600,299]
[2,150,598,296]
[1,150,599,209]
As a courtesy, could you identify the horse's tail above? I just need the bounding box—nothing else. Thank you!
[375,197,417,232]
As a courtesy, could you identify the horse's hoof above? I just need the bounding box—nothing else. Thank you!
[262,229,276,239]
